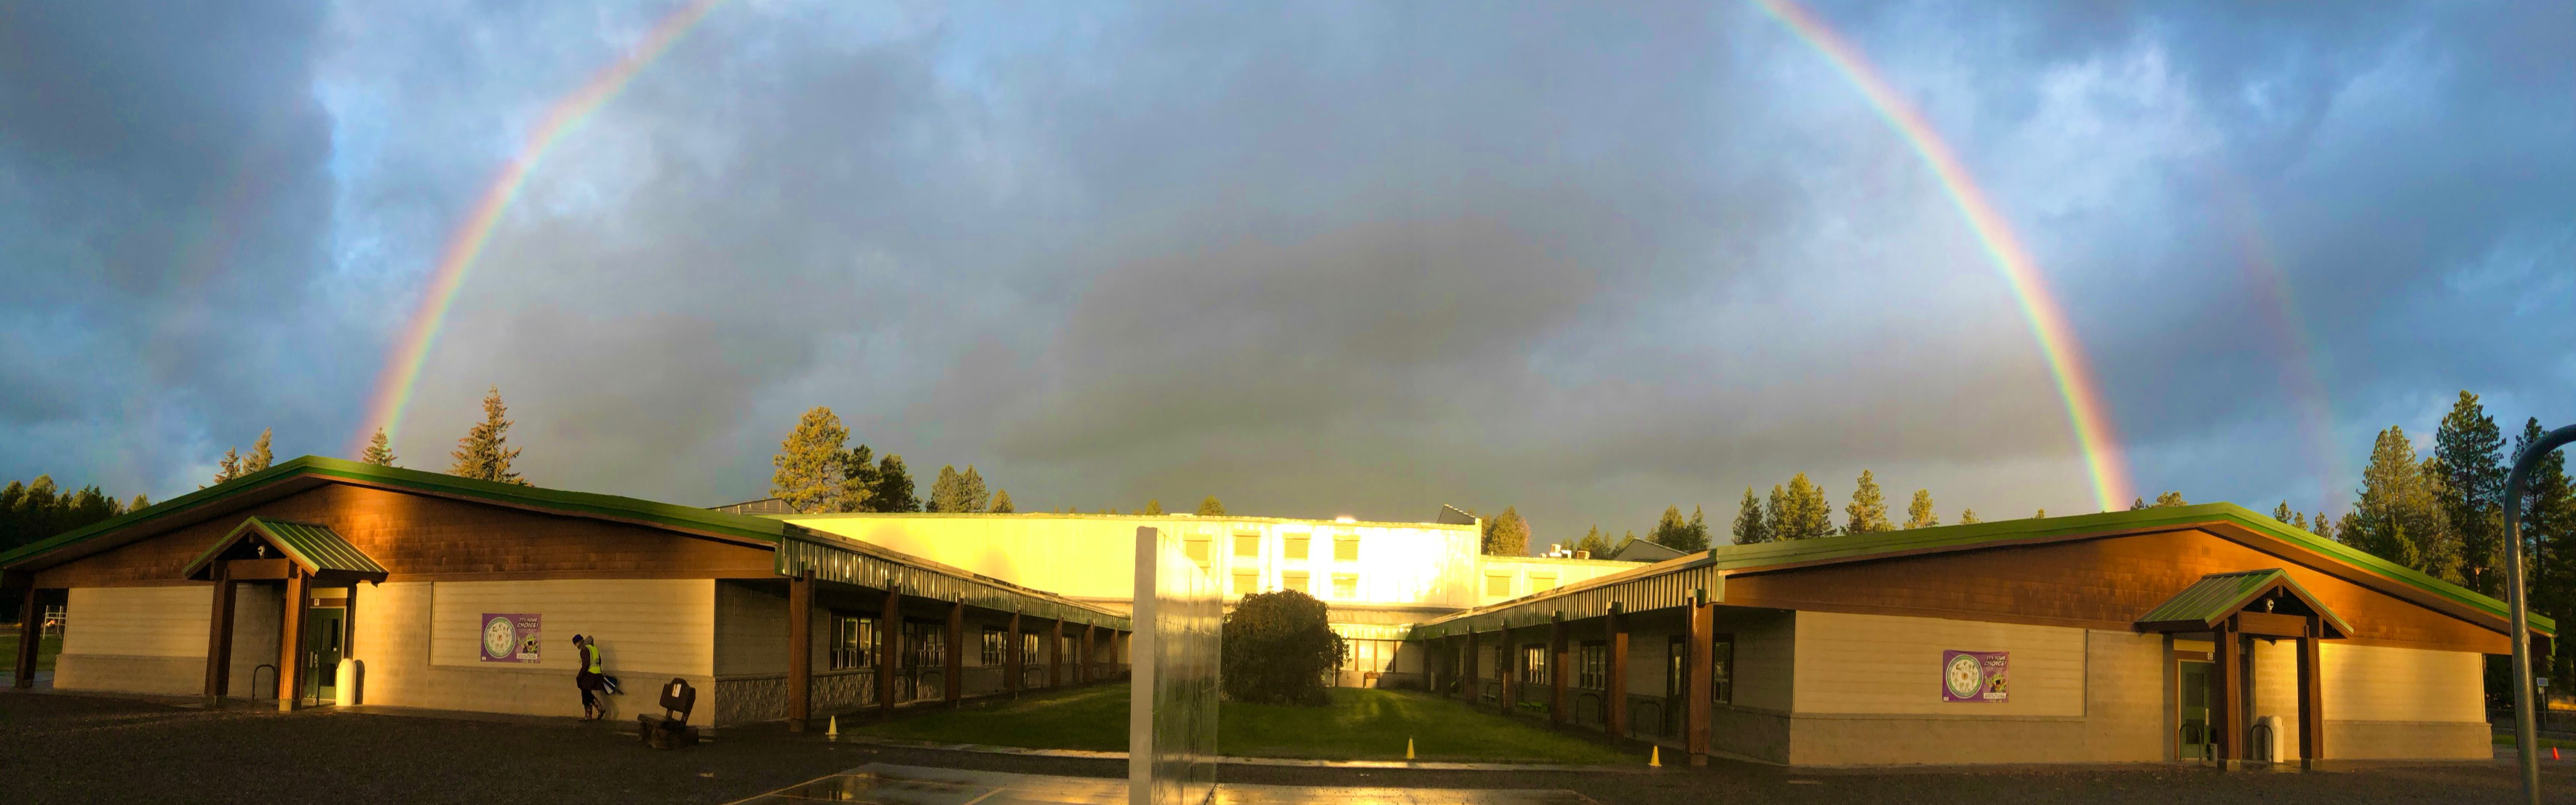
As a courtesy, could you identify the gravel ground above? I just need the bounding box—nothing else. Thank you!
[11,692,2576,804]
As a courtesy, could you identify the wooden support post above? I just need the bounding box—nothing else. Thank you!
[1498,624,1516,714]
[1082,623,1097,684]
[279,570,308,709]
[1460,631,1478,702]
[2299,616,2324,765]
[13,584,39,689]
[1550,615,1569,729]
[944,599,965,705]
[1049,618,1063,689]
[342,582,359,667]
[1606,606,1629,740]
[2214,617,2241,763]
[1006,612,1022,699]
[877,584,901,717]
[204,563,237,698]
[787,571,813,731]
[1687,598,1714,766]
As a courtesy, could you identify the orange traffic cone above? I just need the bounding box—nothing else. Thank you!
[2553,746,2561,761]
[1650,746,1662,767]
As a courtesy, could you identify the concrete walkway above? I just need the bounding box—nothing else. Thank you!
[727,764,1597,805]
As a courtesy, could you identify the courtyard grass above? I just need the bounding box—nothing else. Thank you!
[0,631,61,673]
[849,685,1635,765]
[2492,731,2576,750]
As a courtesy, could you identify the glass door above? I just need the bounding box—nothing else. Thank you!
[2179,660,2215,761]
[303,607,346,702]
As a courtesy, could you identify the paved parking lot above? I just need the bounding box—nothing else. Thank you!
[9,693,2576,805]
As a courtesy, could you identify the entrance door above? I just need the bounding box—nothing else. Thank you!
[303,608,346,702]
[2179,660,2215,761]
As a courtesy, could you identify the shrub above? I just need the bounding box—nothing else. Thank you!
[1220,589,1347,705]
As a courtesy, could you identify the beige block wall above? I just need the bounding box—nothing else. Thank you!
[1792,611,2084,716]
[2249,638,2302,761]
[345,579,715,721]
[2320,642,2488,760]
[55,585,213,696]
[1782,612,2168,766]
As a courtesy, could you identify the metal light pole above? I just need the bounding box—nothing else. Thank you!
[2506,423,2576,805]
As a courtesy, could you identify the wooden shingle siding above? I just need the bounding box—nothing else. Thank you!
[31,483,774,588]
[1725,527,2510,654]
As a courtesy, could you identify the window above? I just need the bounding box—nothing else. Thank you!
[1521,645,1548,685]
[1712,634,1736,705]
[1022,632,1042,665]
[1578,641,1607,690]
[1333,536,1360,562]
[1233,534,1261,558]
[1484,574,1512,597]
[1331,573,1358,600]
[981,629,1006,665]
[1284,535,1311,560]
[1665,636,1685,699]
[1232,571,1258,595]
[1183,538,1211,568]
[902,620,943,669]
[1282,571,1309,592]
[830,616,876,670]
[1530,574,1558,593]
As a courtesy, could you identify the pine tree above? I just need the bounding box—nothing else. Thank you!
[1764,484,1789,541]
[928,465,965,512]
[360,427,397,467]
[1731,488,1769,544]
[127,493,149,512]
[2314,512,2335,542]
[770,406,851,514]
[1776,473,1835,540]
[1482,507,1530,555]
[1959,508,1981,525]
[872,455,918,512]
[246,428,274,473]
[2433,391,2507,595]
[959,466,988,514]
[1844,470,1893,534]
[448,386,528,485]
[1904,489,1939,529]
[989,489,1015,514]
[2154,491,2187,507]
[2273,501,2297,525]
[2034,508,2046,518]
[1684,505,1712,551]
[2293,512,2308,531]
[1142,499,1164,515]
[838,445,878,512]
[1574,526,1613,557]
[212,448,244,485]
[1198,496,1225,516]
[2346,427,2458,580]
[1650,505,1690,550]
[2130,497,2148,511]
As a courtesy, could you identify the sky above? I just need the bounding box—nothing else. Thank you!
[2,0,2570,550]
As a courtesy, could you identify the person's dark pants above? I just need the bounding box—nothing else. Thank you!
[578,671,604,715]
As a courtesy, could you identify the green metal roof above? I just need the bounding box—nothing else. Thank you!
[2135,568,2353,638]
[182,518,388,581]
[1707,501,2551,635]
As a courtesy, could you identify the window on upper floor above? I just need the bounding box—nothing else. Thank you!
[1484,574,1512,597]
[1233,534,1260,558]
[1331,573,1358,600]
[1284,535,1311,560]
[1333,536,1359,562]
[1530,574,1558,593]
[1232,570,1257,595]
[1184,538,1211,568]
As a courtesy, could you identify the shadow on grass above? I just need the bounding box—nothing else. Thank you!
[851,685,1634,765]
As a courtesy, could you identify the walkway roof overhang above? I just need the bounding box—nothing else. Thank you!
[2136,568,2352,639]
[180,517,389,585]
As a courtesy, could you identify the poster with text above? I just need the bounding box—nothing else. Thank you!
[1941,649,2008,702]
[480,613,542,663]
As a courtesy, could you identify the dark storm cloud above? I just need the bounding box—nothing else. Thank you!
[4,1,2569,543]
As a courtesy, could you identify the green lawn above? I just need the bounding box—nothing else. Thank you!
[0,631,61,674]
[2492,731,2576,750]
[851,685,1637,765]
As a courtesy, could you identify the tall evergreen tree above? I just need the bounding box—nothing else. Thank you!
[1142,499,1164,515]
[928,465,966,512]
[360,427,397,467]
[2154,491,2187,507]
[1904,489,1939,529]
[126,493,149,512]
[769,406,851,514]
[1764,484,1789,541]
[212,448,244,485]
[1731,488,1769,544]
[871,454,918,512]
[958,466,988,514]
[1685,505,1712,551]
[2310,511,2330,539]
[988,489,1015,514]
[2344,426,2458,580]
[838,445,878,512]
[1198,496,1226,516]
[1574,525,1613,557]
[448,386,528,485]
[2432,391,2506,595]
[2273,501,2297,525]
[1844,470,1893,534]
[246,428,274,473]
[1958,508,1981,525]
[1482,506,1530,555]
[2129,497,2148,511]
[1776,473,1836,540]
[1650,505,1690,550]
[2292,512,2308,531]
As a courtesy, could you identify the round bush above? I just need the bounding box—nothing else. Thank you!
[1220,589,1348,706]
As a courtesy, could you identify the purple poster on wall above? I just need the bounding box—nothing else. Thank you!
[479,613,542,663]
[1941,649,2008,702]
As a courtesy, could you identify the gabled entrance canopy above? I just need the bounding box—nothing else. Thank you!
[180,517,387,585]
[2137,568,2350,640]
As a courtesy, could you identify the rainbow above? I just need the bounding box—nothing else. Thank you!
[1751,0,2135,512]
[2206,167,2345,513]
[351,0,731,456]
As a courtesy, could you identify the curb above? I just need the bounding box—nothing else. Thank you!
[830,734,1658,773]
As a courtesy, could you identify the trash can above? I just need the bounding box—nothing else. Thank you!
[2251,715,2283,762]
[335,659,361,707]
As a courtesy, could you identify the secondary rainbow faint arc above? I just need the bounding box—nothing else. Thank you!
[1752,0,2136,512]
[352,0,732,456]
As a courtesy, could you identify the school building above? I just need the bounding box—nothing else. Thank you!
[1,455,2544,767]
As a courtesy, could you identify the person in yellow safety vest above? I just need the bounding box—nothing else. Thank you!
[574,634,605,721]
